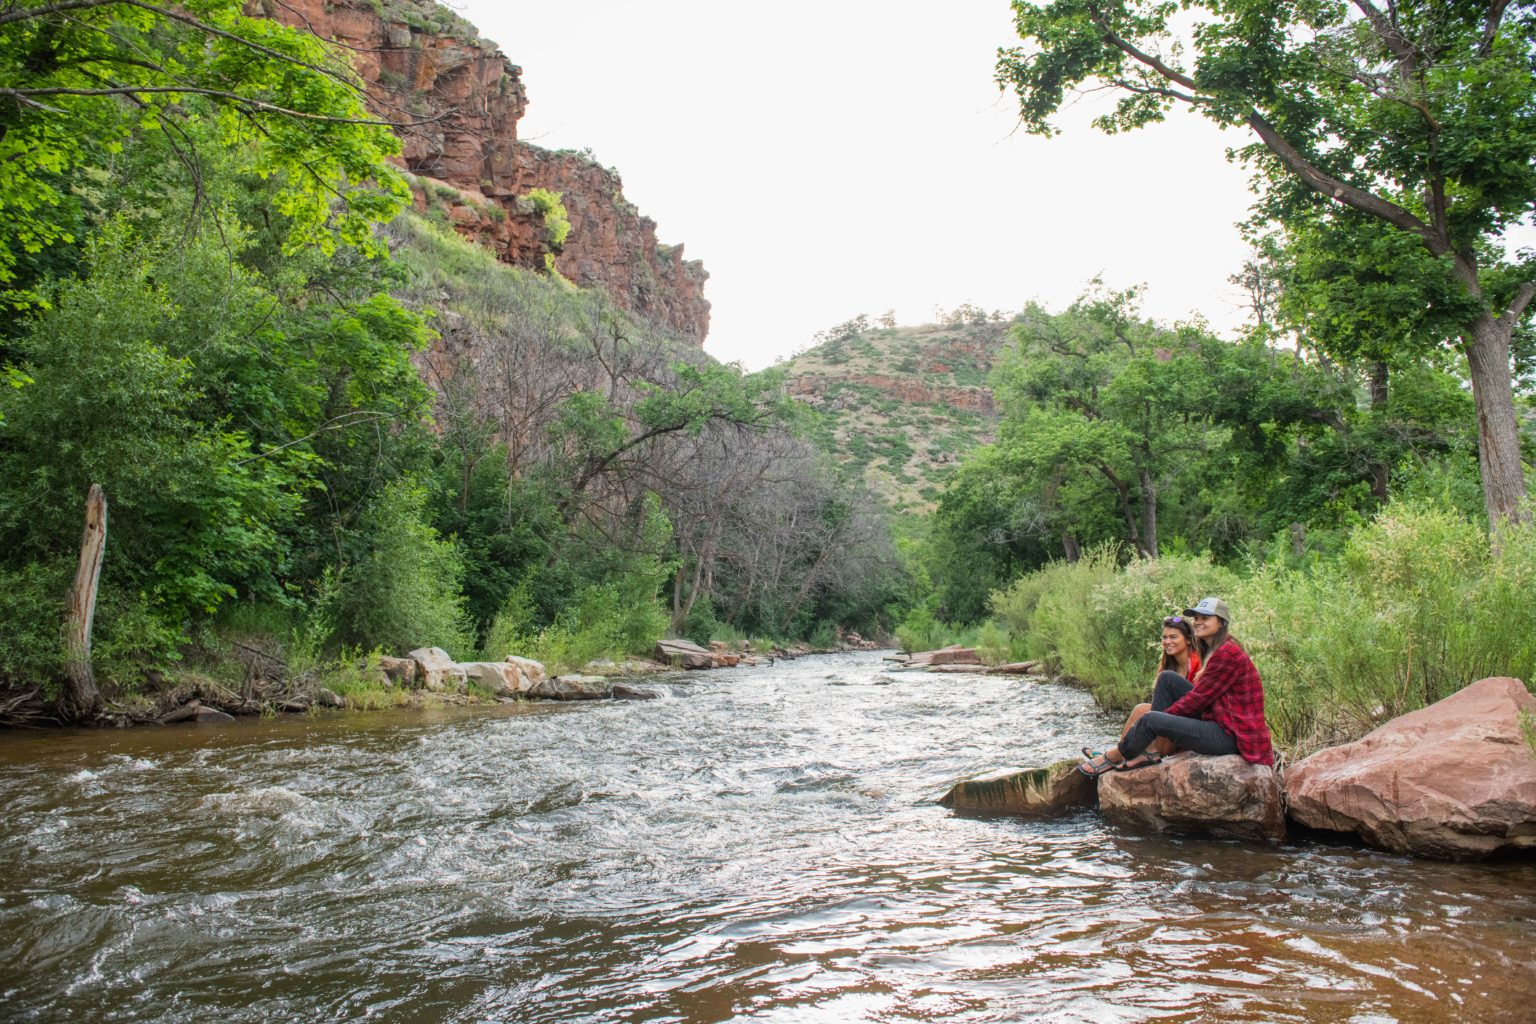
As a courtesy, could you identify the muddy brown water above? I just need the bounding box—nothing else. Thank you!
[1,651,1533,1022]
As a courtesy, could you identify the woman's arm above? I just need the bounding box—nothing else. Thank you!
[1163,643,1240,718]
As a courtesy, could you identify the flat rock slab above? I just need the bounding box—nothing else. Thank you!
[1098,753,1286,842]
[1284,676,1536,860]
[655,639,714,670]
[532,675,614,700]
[938,759,1097,818]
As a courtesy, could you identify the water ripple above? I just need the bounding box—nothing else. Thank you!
[0,651,1532,1022]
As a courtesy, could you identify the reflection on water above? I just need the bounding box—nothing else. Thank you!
[1,652,1532,1022]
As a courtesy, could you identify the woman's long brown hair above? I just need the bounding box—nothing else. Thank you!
[1160,617,1198,675]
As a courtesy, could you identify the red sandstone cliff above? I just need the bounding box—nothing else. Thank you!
[260,0,709,344]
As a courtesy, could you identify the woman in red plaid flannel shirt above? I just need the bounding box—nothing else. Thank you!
[1079,597,1274,775]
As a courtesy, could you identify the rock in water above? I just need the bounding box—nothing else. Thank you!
[938,760,1097,818]
[531,675,614,701]
[460,661,527,697]
[654,638,714,670]
[1098,753,1286,842]
[1284,676,1536,860]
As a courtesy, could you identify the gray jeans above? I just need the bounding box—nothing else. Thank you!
[1119,670,1238,759]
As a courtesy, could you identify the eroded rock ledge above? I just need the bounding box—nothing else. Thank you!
[939,676,1536,861]
[260,0,710,344]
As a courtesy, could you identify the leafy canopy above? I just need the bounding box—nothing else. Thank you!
[0,0,410,307]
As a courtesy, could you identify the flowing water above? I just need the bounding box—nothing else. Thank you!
[2,651,1533,1023]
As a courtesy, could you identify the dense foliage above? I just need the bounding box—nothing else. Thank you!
[991,504,1536,756]
[0,9,905,715]
[998,0,1536,527]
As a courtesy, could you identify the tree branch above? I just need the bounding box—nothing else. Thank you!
[1482,0,1512,56]
[1243,110,1435,246]
[1351,0,1421,65]
[1087,7,1197,91]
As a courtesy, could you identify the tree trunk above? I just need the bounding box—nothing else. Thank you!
[64,484,107,719]
[1138,467,1159,558]
[1062,535,1081,563]
[1367,360,1390,503]
[1463,314,1529,529]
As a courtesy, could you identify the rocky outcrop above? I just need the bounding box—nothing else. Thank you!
[1097,753,1287,842]
[460,661,528,697]
[504,656,548,688]
[531,674,613,701]
[407,647,467,693]
[939,760,1097,817]
[378,656,417,687]
[789,375,995,414]
[1284,676,1536,860]
[263,0,709,343]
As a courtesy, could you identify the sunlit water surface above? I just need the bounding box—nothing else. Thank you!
[2,651,1533,1022]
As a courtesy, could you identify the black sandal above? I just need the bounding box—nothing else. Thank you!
[1115,752,1164,772]
[1077,752,1125,777]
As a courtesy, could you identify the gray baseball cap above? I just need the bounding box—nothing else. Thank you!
[1182,596,1231,622]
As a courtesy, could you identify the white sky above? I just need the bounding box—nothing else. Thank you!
[457,0,1269,369]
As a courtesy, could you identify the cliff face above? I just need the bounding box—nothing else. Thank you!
[261,0,710,344]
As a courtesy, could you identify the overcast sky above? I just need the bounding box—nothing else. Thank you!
[457,0,1271,369]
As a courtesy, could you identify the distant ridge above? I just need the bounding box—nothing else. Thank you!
[781,313,1017,511]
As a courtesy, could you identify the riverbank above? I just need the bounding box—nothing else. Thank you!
[3,649,1532,1022]
[0,634,885,730]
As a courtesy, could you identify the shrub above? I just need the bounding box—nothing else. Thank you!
[894,605,944,654]
[991,501,1536,757]
[331,482,471,656]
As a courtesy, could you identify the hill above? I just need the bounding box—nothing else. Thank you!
[780,312,1017,512]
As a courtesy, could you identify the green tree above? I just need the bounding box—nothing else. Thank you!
[991,288,1216,558]
[0,0,409,307]
[999,0,1536,528]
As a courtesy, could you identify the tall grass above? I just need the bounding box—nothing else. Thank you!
[990,502,1536,756]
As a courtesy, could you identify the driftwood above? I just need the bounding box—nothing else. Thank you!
[63,484,107,718]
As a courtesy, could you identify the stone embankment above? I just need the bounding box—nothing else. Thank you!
[147,634,882,725]
[940,675,1536,862]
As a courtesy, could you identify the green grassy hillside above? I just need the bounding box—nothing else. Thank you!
[781,313,1016,511]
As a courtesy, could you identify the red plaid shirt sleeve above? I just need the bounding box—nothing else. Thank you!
[1163,638,1274,765]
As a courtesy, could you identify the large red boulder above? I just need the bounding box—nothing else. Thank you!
[1097,753,1287,842]
[1284,676,1536,860]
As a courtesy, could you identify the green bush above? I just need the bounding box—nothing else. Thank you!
[330,482,472,656]
[993,546,1236,707]
[483,579,668,672]
[1233,502,1536,753]
[894,605,944,654]
[0,559,184,698]
[991,502,1536,756]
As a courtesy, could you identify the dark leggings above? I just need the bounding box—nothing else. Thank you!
[1119,670,1239,759]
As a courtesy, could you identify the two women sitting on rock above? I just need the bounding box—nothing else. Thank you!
[1078,597,1274,776]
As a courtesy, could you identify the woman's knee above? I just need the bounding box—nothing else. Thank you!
[1152,671,1189,706]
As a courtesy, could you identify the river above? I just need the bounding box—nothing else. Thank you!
[1,651,1532,1022]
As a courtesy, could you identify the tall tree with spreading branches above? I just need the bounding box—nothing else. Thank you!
[998,0,1536,529]
[0,0,412,308]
